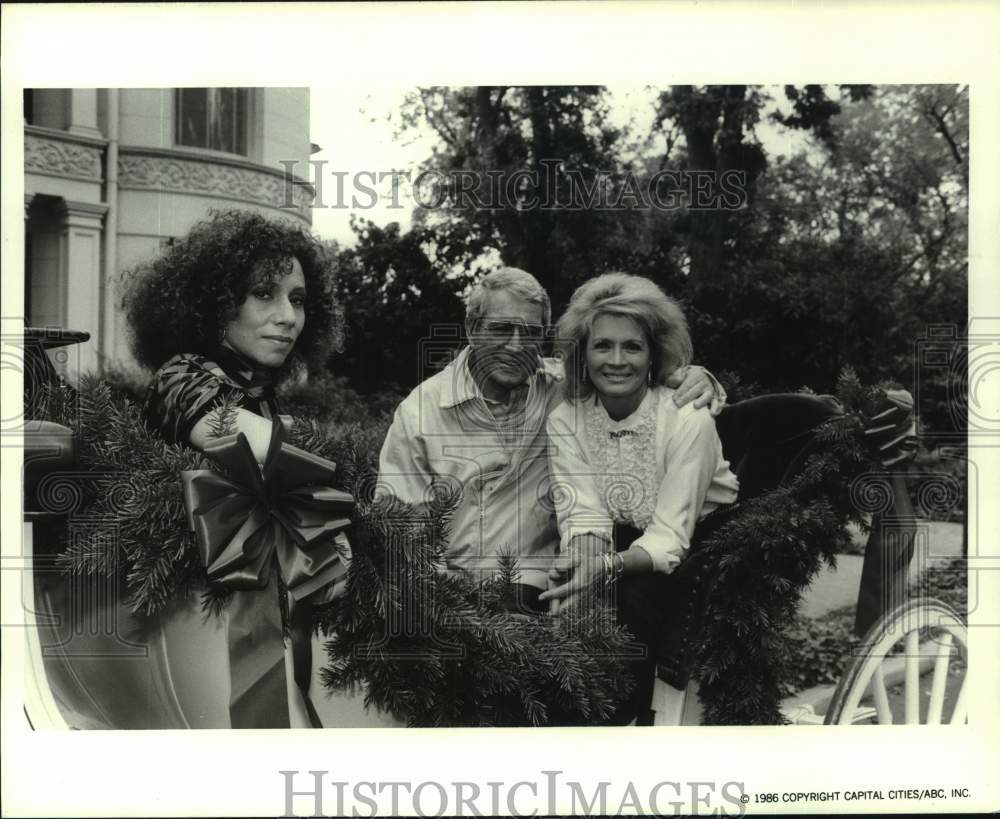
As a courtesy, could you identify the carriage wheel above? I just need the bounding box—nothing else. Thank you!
[824,597,967,725]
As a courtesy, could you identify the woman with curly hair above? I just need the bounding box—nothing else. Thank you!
[123,209,342,460]
[539,272,739,724]
[122,210,346,729]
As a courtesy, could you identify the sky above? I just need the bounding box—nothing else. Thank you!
[307,87,433,245]
[307,86,806,246]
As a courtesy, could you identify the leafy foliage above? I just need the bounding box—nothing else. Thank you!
[667,85,967,406]
[328,219,478,394]
[278,369,403,429]
[352,85,966,431]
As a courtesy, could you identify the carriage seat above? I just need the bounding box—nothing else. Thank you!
[651,391,914,692]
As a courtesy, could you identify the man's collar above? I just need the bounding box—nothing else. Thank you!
[439,346,482,408]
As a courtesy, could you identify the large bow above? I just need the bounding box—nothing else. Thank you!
[181,422,353,728]
[182,422,353,601]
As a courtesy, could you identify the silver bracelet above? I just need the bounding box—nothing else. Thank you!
[601,552,622,586]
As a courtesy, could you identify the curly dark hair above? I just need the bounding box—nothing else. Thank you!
[122,210,343,374]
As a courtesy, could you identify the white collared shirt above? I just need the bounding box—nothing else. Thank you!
[376,346,564,589]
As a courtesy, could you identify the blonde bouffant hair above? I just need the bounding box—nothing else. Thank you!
[556,272,692,399]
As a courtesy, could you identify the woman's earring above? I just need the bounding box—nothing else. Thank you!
[582,363,589,384]
[647,367,652,386]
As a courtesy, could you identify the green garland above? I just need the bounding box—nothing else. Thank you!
[290,416,636,727]
[33,377,634,727]
[35,376,210,615]
[688,370,887,724]
[33,369,889,726]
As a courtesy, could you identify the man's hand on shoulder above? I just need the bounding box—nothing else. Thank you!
[667,365,727,416]
[538,356,567,383]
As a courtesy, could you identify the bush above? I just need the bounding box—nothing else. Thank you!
[278,371,404,429]
[100,364,149,406]
[780,607,858,696]
[781,556,968,697]
[913,555,967,613]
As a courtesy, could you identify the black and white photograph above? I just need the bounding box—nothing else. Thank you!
[2,3,999,818]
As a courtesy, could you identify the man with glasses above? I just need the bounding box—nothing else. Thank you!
[377,267,721,611]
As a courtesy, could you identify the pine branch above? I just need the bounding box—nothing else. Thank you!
[206,393,241,439]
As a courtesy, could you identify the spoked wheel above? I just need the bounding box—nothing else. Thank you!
[824,597,967,725]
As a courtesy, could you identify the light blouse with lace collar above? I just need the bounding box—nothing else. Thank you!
[583,387,661,530]
[547,385,739,574]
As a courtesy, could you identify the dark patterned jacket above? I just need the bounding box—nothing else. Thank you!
[143,347,280,446]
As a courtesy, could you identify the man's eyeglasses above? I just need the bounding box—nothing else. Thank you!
[477,319,547,342]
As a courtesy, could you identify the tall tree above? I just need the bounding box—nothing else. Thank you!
[331,219,477,392]
[653,84,873,289]
[400,86,646,312]
[686,85,967,400]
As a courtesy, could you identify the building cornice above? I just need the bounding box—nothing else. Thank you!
[59,199,109,230]
[117,146,314,221]
[61,199,110,217]
[24,128,316,223]
[24,125,109,149]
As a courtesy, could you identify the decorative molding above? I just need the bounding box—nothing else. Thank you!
[62,199,110,217]
[117,149,314,218]
[24,129,103,181]
[60,199,109,230]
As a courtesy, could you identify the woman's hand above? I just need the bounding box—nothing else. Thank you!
[190,407,277,463]
[540,533,609,612]
[538,549,605,612]
[666,365,725,413]
[540,544,655,614]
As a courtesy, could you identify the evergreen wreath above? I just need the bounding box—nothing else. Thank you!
[32,369,892,726]
[32,377,633,727]
[35,376,212,615]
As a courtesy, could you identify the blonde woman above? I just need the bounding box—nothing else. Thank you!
[539,273,739,724]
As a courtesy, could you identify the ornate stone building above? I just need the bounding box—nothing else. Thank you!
[23,88,314,375]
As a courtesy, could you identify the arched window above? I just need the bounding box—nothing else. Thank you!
[174,88,249,156]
